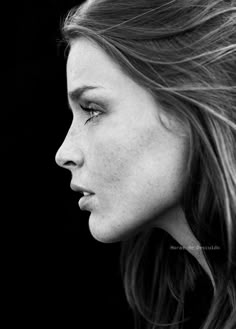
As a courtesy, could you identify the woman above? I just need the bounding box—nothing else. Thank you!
[55,0,236,328]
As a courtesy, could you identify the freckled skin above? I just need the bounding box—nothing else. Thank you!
[55,37,189,243]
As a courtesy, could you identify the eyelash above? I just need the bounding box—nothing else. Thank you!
[80,104,102,124]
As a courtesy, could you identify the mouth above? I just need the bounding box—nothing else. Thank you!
[70,184,95,210]
[70,183,95,195]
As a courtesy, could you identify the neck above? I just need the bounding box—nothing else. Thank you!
[155,205,216,293]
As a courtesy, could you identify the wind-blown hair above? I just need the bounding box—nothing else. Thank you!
[61,1,236,328]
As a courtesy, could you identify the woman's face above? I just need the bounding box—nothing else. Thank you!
[55,37,189,243]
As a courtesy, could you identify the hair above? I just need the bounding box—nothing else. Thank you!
[61,1,236,328]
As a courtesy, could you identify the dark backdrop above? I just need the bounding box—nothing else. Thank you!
[12,1,133,327]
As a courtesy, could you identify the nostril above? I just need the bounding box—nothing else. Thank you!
[64,160,77,167]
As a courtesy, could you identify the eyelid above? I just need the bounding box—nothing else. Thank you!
[81,102,102,114]
[80,103,103,124]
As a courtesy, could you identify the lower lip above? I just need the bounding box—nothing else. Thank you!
[79,194,95,210]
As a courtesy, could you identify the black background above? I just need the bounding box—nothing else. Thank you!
[11,1,133,327]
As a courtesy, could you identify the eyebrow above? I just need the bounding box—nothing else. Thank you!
[68,86,102,104]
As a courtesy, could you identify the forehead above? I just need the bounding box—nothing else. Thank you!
[66,37,163,118]
[67,37,126,93]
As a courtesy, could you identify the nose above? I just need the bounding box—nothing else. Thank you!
[55,131,84,171]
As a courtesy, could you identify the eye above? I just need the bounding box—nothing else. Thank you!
[80,104,102,124]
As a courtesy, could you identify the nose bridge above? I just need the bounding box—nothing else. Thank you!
[55,122,84,169]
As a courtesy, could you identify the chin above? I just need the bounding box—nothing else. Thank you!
[88,212,148,244]
[88,220,128,243]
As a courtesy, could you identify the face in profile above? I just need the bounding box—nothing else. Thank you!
[55,37,189,243]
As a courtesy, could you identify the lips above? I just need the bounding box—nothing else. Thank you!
[70,183,95,196]
[70,183,95,210]
[78,193,95,210]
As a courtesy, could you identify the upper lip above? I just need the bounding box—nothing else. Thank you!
[70,183,95,195]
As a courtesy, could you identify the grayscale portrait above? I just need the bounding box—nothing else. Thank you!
[55,1,236,328]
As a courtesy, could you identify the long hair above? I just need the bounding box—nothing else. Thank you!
[61,1,236,328]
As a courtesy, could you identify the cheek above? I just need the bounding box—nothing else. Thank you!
[88,120,189,209]
[88,123,157,196]
[90,136,135,188]
[87,120,154,194]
